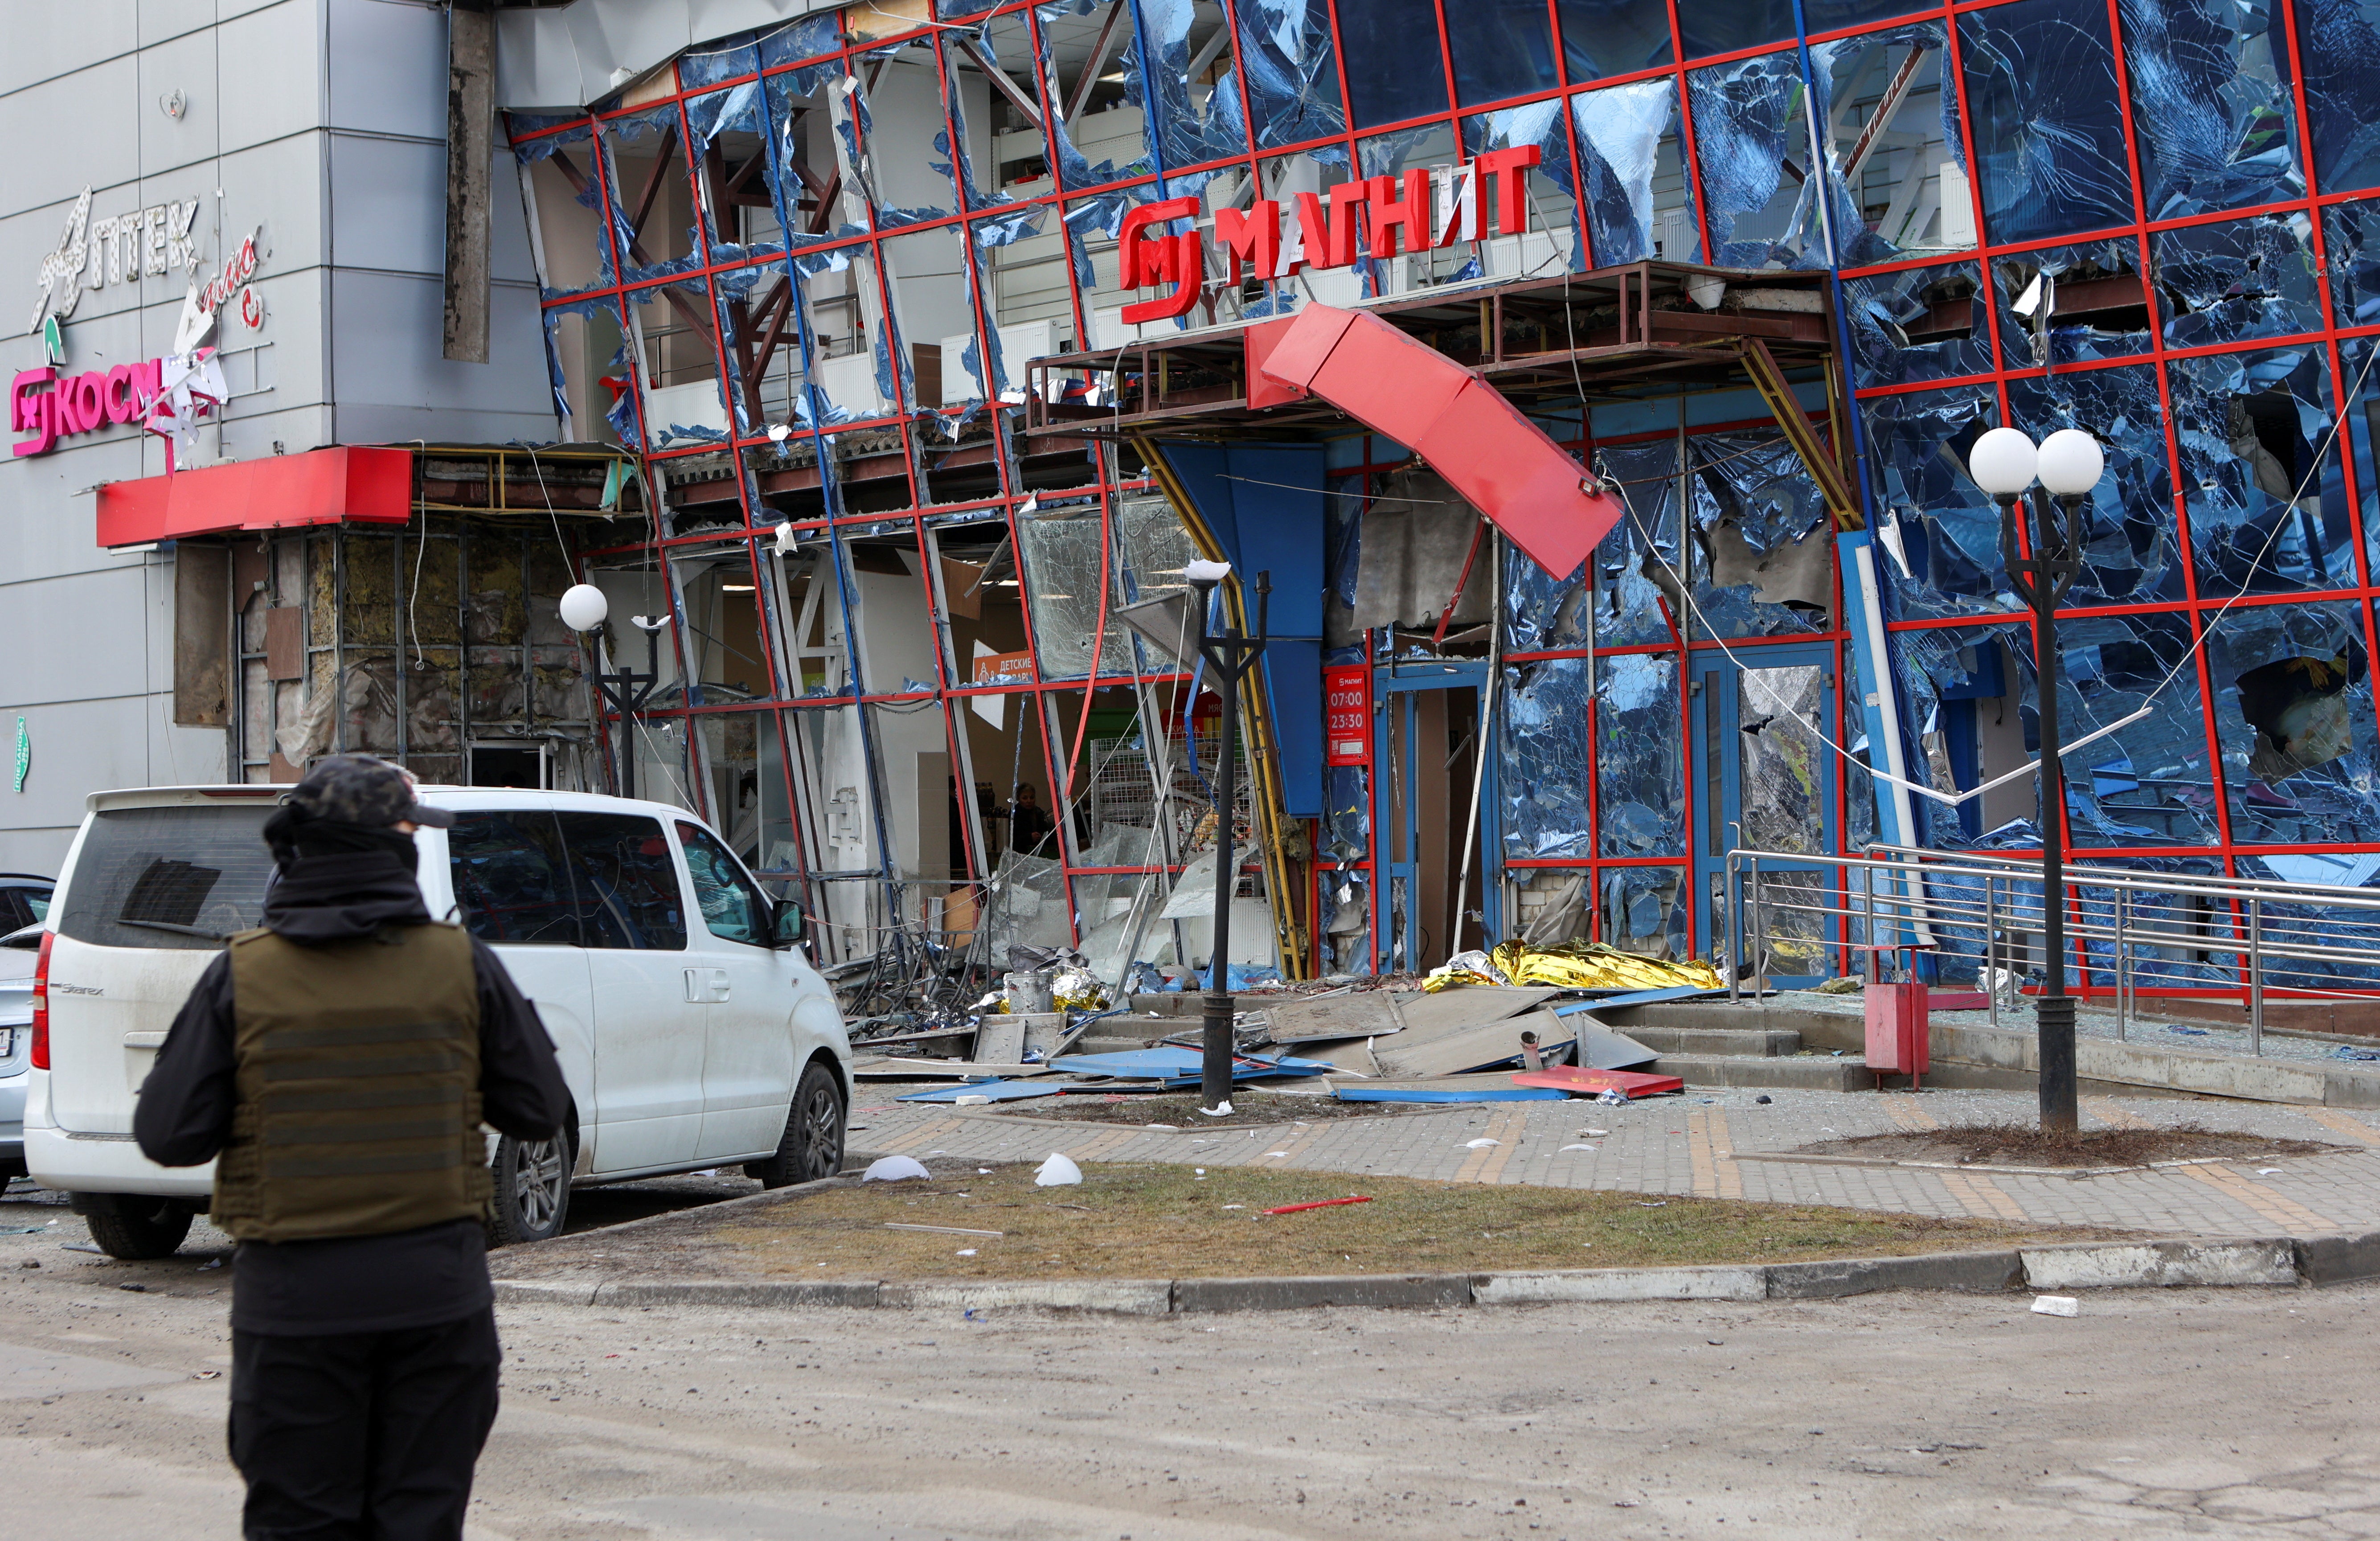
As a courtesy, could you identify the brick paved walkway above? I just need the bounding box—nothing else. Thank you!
[844,1087,2380,1238]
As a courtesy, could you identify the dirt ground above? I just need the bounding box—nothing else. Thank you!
[485,1159,2121,1284]
[1799,1122,2342,1168]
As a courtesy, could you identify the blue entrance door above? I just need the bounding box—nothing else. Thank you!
[1371,660,1499,974]
[1688,645,1839,984]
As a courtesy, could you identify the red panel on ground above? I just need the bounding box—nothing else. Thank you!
[1241,316,1307,410]
[95,446,414,548]
[1251,304,1619,577]
[1509,1066,1686,1098]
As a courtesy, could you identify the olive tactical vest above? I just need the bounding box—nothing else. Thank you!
[212,922,490,1243]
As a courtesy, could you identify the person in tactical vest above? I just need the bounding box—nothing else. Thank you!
[136,755,571,1541]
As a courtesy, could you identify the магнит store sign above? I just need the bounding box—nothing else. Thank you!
[1115,147,1542,323]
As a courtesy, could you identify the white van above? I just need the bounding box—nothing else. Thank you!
[26,786,852,1258]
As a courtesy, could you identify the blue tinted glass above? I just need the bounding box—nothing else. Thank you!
[1804,0,1938,30]
[1232,0,1346,147]
[2295,0,2380,193]
[1335,0,1450,127]
[1446,0,1559,105]
[1557,0,1673,82]
[1677,0,1796,60]
[1957,0,2138,243]
[2120,0,2301,217]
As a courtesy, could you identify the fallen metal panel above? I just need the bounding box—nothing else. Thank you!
[1546,986,1725,1014]
[851,1059,1058,1081]
[1252,303,1620,577]
[1261,992,1407,1044]
[1388,986,1564,1036]
[1373,1019,1576,1080]
[1525,1008,1661,1070]
[895,1080,1070,1103]
[1509,1066,1685,1098]
[1335,1083,1571,1103]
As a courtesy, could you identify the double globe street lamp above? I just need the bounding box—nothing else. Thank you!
[1964,425,2106,1134]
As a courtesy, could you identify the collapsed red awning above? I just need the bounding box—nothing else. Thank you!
[1247,304,1622,578]
[94,445,413,548]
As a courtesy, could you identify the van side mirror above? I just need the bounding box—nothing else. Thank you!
[771,897,805,948]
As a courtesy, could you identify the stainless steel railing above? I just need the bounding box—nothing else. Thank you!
[1721,844,2380,1055]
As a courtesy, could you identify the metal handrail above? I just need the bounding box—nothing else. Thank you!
[1721,844,2380,1055]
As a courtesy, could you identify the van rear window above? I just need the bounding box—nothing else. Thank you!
[55,806,281,950]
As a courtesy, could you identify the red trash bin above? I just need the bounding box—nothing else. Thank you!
[1864,979,1930,1082]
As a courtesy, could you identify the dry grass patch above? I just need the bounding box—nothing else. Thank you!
[678,1160,2114,1281]
[1799,1122,2343,1169]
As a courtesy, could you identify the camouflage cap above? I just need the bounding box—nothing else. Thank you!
[285,754,455,828]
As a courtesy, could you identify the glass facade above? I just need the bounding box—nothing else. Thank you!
[506,0,2380,980]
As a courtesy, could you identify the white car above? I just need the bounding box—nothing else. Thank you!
[25,786,852,1258]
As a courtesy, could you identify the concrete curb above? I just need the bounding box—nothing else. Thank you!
[490,1231,2380,1315]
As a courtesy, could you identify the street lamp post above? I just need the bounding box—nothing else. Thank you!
[560,583,664,801]
[1966,426,2105,1133]
[1184,559,1270,1112]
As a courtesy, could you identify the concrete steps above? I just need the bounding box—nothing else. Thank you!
[1650,1053,1871,1092]
[1622,1025,1803,1057]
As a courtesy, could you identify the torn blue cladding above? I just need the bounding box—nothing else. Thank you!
[1445,0,1559,107]
[1958,0,2138,245]
[1586,442,1681,648]
[2006,365,2182,606]
[2294,0,2380,195]
[1688,50,1817,270]
[1460,103,1585,274]
[1858,383,2009,620]
[1556,0,1672,82]
[1499,657,1599,859]
[760,12,842,67]
[2119,0,2302,217]
[1127,0,1245,169]
[1843,262,1994,389]
[2206,598,2380,844]
[1233,0,1344,149]
[2156,213,2322,349]
[1687,434,1831,638]
[2166,346,2351,596]
[1994,244,2154,366]
[1039,0,1157,185]
[1333,0,1448,130]
[1809,25,1964,266]
[681,31,760,89]
[1573,78,1697,266]
[1600,653,1685,858]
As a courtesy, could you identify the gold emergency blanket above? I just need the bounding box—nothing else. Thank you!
[1422,940,1725,993]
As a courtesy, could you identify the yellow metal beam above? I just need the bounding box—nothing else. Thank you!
[1737,338,1864,533]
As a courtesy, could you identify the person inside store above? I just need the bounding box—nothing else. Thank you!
[135,754,571,1541]
[1007,781,1055,857]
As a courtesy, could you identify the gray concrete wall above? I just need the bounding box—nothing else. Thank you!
[0,0,561,874]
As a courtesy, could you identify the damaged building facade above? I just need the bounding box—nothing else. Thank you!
[14,0,2380,998]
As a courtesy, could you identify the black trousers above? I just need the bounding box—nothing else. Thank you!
[228,1307,502,1541]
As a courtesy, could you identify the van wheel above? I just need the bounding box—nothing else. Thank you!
[746,1062,845,1189]
[85,1199,193,1261]
[487,1129,572,1246]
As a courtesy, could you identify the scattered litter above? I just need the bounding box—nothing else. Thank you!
[1597,1089,1629,1106]
[0,1225,45,1235]
[2259,1168,2284,1175]
[193,1370,221,1380]
[955,1249,977,1257]
[2332,1045,2380,1061]
[1199,1101,1234,1117]
[2032,1295,2080,1318]
[963,1309,984,1321]
[118,1282,146,1292]
[885,1223,1005,1237]
[1194,1168,1205,1174]
[1261,1197,1372,1215]
[1756,1095,1772,1104]
[198,1258,222,1270]
[1585,1129,1609,1137]
[1637,1201,1668,1208]
[1147,1123,1180,1130]
[954,1095,990,1105]
[1465,1139,1500,1149]
[1559,1143,1597,1152]
[978,1168,992,1175]
[1223,1205,1246,1210]
[2165,1025,2211,1037]
[1263,1151,1290,1158]
[862,1156,933,1183]
[1035,1153,1083,1186]
[61,1242,101,1255]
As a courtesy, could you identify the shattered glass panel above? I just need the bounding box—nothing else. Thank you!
[1129,0,1245,168]
[1688,49,1821,270]
[1687,434,1832,638]
[1809,25,1969,266]
[1586,441,1682,648]
[2167,346,2351,596]
[1572,77,1702,265]
[1956,0,2138,245]
[1037,0,1159,186]
[1458,105,1586,283]
[2047,612,2216,847]
[1062,189,1168,349]
[768,64,872,249]
[2155,212,2323,349]
[2207,599,2380,844]
[1599,652,1685,858]
[1555,0,1672,83]
[1843,261,1994,389]
[2341,338,2380,577]
[1446,0,1559,107]
[848,43,959,228]
[2326,197,2380,325]
[1841,670,1878,851]
[1858,383,2009,620]
[1994,242,2155,366]
[1678,1,1795,60]
[603,106,705,283]
[2006,365,2182,606]
[1229,0,1343,149]
[2292,0,2380,196]
[1499,656,1598,859]
[1735,663,1831,857]
[761,13,843,67]
[1602,865,1688,961]
[2118,0,2302,217]
[1015,504,1137,680]
[1334,0,1449,130]
[1890,622,2028,850]
[1323,763,1369,861]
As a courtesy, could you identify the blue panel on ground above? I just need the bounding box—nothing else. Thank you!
[1548,986,1726,1016]
[1335,1086,1573,1103]
[895,1079,1066,1102]
[1050,1048,1337,1081]
[1158,440,1327,818]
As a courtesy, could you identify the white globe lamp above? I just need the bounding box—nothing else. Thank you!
[558,583,609,633]
[1966,427,2040,497]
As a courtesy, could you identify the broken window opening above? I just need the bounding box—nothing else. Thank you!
[1809,25,1968,267]
[2208,599,2380,844]
[601,106,705,283]
[1572,77,1701,265]
[2168,346,2349,596]
[512,119,617,299]
[1688,48,1822,271]
[1459,103,1585,286]
[1994,242,2154,367]
[2118,0,2302,219]
[624,281,729,450]
[2154,211,2323,350]
[1859,382,2007,620]
[768,61,872,250]
[791,245,898,425]
[1957,0,2138,246]
[1687,433,1832,638]
[2006,363,2180,606]
[1037,0,1159,187]
[849,42,960,229]
[685,82,781,265]
[1843,260,1993,389]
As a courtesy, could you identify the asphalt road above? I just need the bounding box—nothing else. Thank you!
[2,1172,2376,1540]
